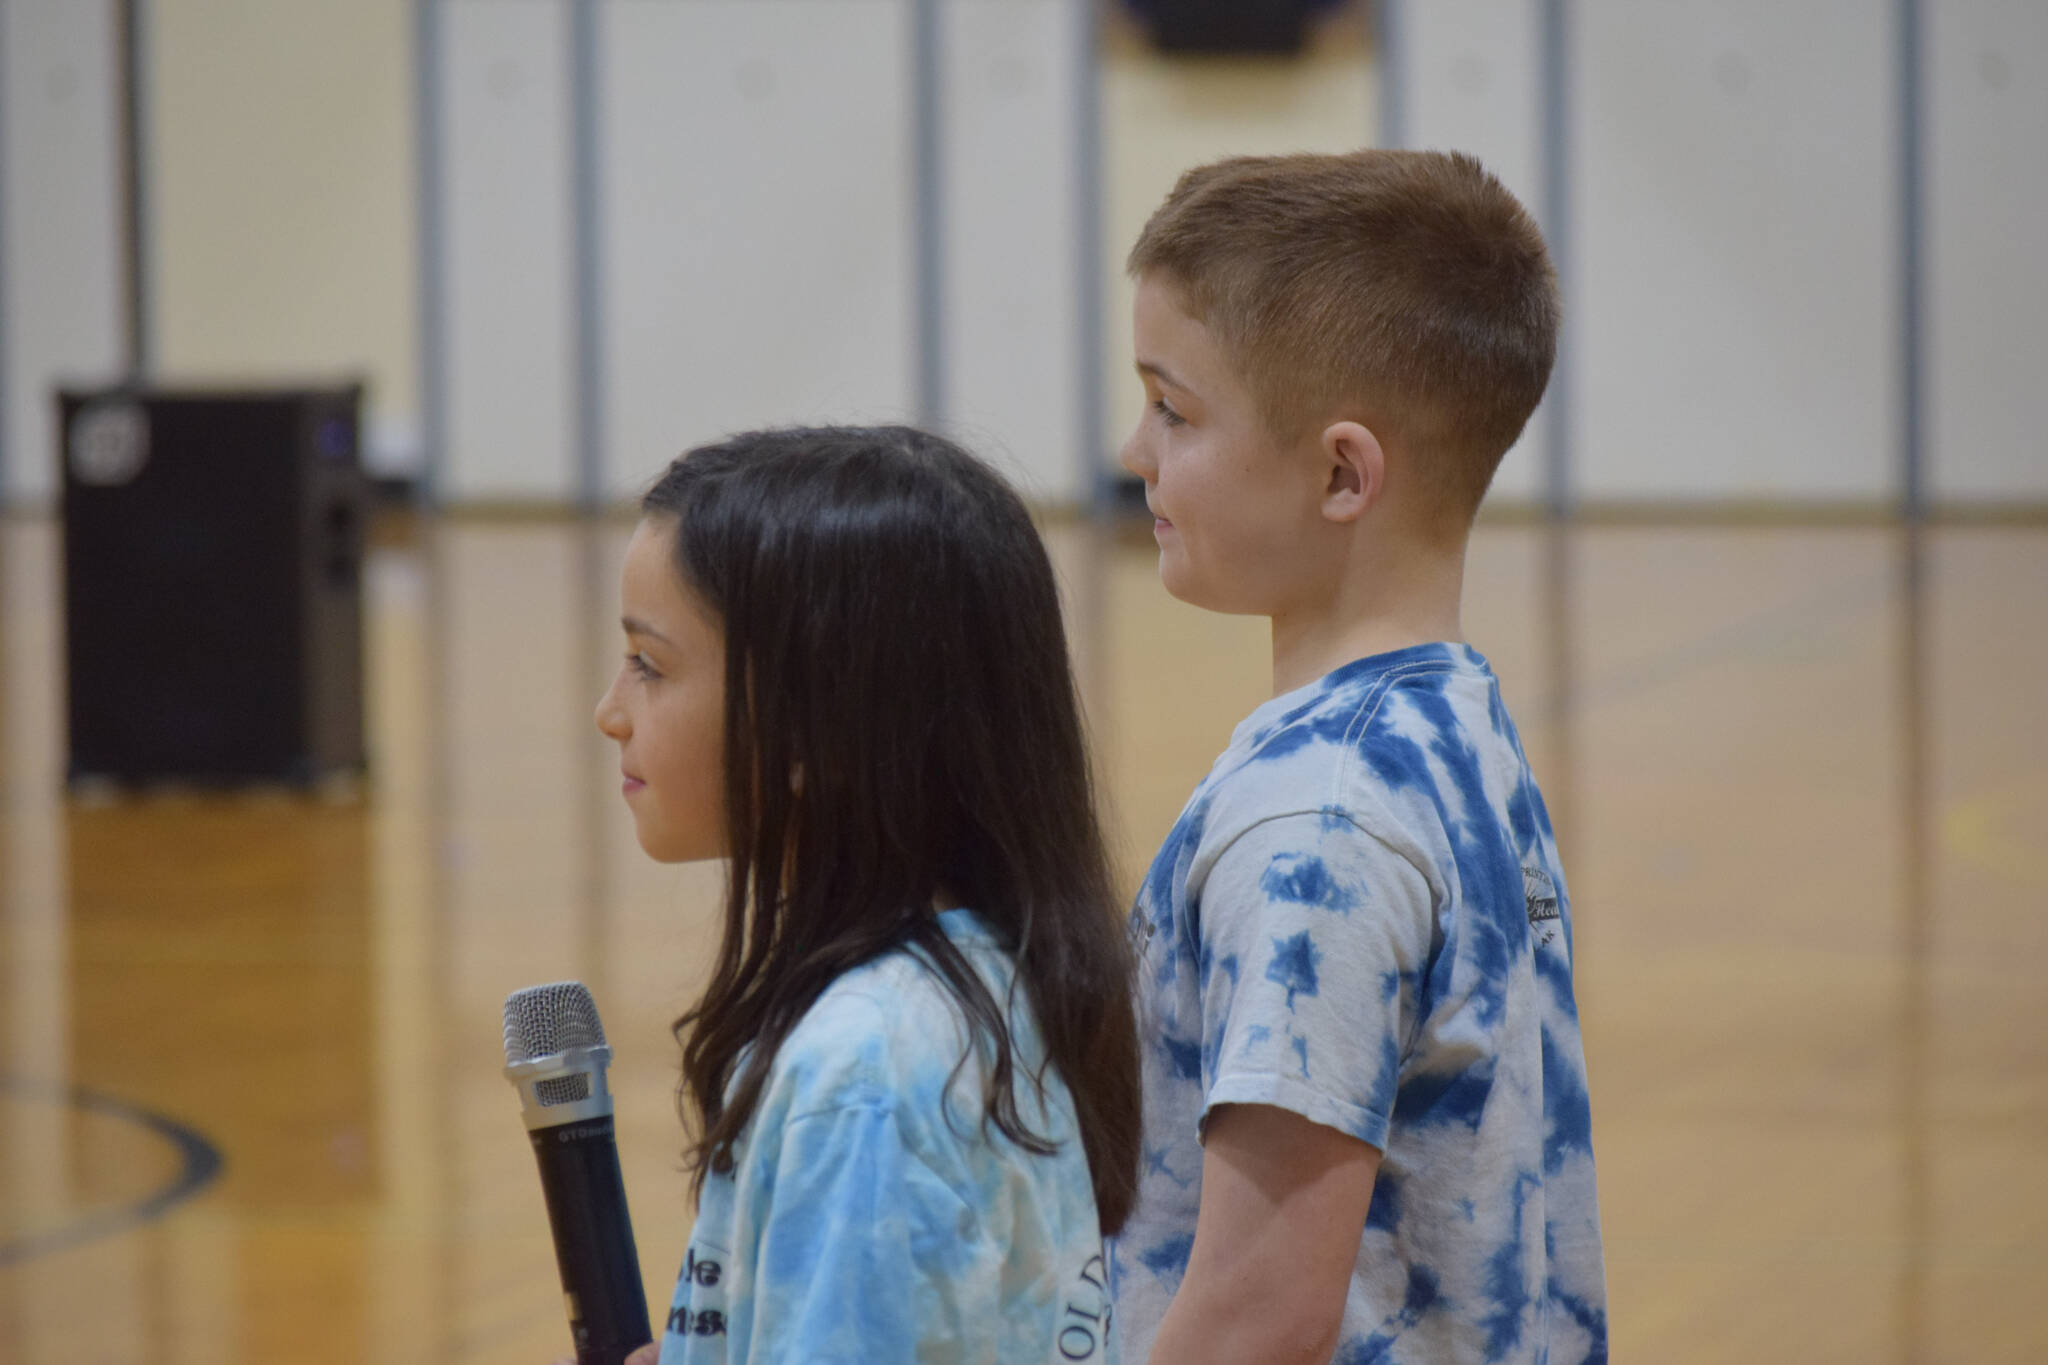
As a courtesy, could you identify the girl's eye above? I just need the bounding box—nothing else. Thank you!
[1153,398,1186,428]
[627,652,660,680]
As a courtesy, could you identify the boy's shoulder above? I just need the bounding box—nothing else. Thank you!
[1199,642,1500,830]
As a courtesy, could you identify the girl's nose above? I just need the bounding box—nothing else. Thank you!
[594,676,629,741]
[1119,427,1155,482]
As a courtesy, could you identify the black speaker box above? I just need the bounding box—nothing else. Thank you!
[59,384,369,787]
[1140,0,1318,55]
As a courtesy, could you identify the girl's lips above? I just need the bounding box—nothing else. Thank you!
[622,774,645,795]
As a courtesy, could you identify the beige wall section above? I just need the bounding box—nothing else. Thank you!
[1098,14,1377,461]
[148,0,418,470]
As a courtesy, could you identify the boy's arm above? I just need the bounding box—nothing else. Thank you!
[1147,1102,1381,1365]
[1146,808,1430,1362]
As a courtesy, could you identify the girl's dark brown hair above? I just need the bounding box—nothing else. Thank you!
[644,425,1140,1233]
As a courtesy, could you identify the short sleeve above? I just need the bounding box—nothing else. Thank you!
[737,1099,992,1363]
[1193,811,1436,1151]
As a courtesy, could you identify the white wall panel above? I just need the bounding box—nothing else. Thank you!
[442,0,576,502]
[940,0,1083,504]
[148,0,418,475]
[1402,0,1546,505]
[1573,2,1897,501]
[600,0,915,499]
[0,0,125,505]
[1927,0,2048,502]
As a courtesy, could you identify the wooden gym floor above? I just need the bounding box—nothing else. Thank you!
[1,511,2043,1363]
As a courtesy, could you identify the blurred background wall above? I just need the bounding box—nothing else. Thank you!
[1,0,2042,513]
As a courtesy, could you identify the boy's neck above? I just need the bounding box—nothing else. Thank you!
[1268,537,1467,695]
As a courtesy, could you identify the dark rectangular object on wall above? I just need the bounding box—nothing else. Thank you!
[59,384,369,786]
[1140,0,1316,55]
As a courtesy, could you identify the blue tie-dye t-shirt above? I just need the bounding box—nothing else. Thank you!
[1105,643,1606,1364]
[658,908,1117,1365]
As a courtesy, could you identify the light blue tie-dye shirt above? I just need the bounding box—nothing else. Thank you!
[657,908,1117,1365]
[1106,643,1606,1364]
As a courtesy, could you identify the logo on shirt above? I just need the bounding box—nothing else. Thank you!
[1523,865,1560,947]
[1057,1254,1112,1361]
[684,1246,722,1288]
[667,1245,727,1339]
[668,1305,726,1338]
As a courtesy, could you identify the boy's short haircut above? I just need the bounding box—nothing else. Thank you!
[1129,149,1559,524]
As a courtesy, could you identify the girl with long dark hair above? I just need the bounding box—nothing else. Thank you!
[591,426,1139,1364]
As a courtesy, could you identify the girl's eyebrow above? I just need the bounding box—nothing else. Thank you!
[621,616,674,645]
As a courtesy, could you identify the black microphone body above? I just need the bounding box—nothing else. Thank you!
[504,982,654,1365]
[528,1112,653,1364]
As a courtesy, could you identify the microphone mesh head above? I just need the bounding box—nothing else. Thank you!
[503,980,608,1065]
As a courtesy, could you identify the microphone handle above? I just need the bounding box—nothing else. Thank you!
[528,1114,654,1365]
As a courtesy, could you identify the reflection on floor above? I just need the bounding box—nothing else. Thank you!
[2,513,2043,1363]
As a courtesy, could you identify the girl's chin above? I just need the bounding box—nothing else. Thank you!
[634,828,727,865]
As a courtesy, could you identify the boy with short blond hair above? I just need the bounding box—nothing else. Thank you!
[1105,150,1606,1364]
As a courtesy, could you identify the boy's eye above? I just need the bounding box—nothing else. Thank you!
[1153,398,1186,428]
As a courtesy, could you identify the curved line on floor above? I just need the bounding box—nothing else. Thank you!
[0,1074,225,1267]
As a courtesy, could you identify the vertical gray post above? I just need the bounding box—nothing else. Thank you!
[1374,0,1405,149]
[1895,11,1931,1342]
[413,0,446,506]
[1074,0,1106,508]
[571,0,605,511]
[0,0,12,505]
[912,0,945,428]
[117,0,150,377]
[1539,0,1572,519]
[1898,0,1925,521]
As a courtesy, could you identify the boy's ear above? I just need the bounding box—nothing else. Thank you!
[1320,421,1385,524]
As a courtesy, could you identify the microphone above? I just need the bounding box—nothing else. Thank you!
[502,981,654,1365]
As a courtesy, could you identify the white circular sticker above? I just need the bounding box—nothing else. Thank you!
[69,403,151,487]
